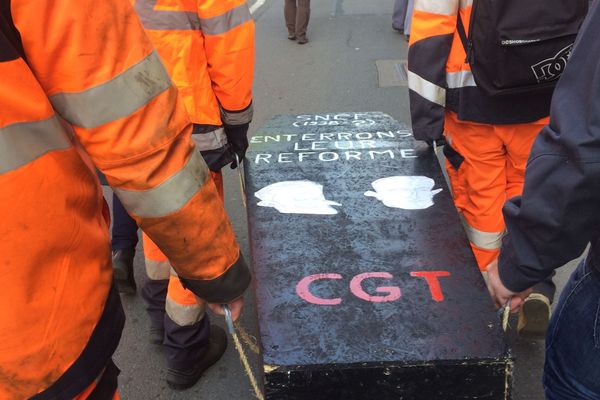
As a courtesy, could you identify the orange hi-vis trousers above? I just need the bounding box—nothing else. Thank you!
[142,171,225,354]
[443,112,549,271]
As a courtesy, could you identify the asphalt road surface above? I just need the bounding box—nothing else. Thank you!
[110,1,581,399]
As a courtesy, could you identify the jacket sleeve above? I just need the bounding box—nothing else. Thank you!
[13,0,250,303]
[407,0,458,141]
[198,0,255,127]
[498,6,600,293]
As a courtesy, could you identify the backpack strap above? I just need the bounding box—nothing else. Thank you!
[456,14,469,54]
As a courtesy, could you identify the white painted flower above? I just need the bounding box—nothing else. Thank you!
[364,176,442,210]
[255,181,342,215]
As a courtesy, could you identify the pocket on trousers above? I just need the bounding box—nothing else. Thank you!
[546,268,593,351]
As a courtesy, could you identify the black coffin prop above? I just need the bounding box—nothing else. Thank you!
[244,112,512,400]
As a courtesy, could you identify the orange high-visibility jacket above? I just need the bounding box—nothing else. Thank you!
[134,0,255,167]
[0,0,250,398]
[407,0,552,141]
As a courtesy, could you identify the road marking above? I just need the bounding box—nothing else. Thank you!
[250,0,266,14]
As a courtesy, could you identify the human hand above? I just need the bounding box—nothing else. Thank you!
[224,124,249,169]
[208,296,244,322]
[486,259,532,313]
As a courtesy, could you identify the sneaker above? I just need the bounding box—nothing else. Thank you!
[518,293,551,339]
[166,326,228,390]
[287,34,296,40]
[297,37,309,45]
[112,248,136,294]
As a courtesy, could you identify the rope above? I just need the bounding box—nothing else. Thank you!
[228,159,260,397]
[223,306,264,400]
[235,154,247,209]
[230,328,264,400]
[500,299,511,332]
[234,322,260,355]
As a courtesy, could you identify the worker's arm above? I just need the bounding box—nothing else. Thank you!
[496,5,600,293]
[198,0,255,166]
[12,0,250,304]
[407,0,459,141]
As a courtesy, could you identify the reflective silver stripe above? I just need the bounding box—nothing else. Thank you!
[408,71,446,107]
[0,116,72,174]
[446,70,476,89]
[221,103,253,125]
[135,0,201,30]
[114,150,209,218]
[200,3,252,36]
[145,259,172,280]
[192,127,228,151]
[165,296,206,326]
[415,0,458,15]
[49,51,172,129]
[135,0,252,34]
[463,222,506,250]
[459,0,473,8]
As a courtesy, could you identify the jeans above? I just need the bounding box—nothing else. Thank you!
[544,255,600,399]
[111,193,139,251]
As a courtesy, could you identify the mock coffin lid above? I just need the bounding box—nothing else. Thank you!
[245,112,509,370]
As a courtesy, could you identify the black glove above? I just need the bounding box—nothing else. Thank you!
[224,123,249,169]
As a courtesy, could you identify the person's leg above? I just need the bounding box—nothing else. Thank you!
[111,193,139,293]
[284,0,297,39]
[163,277,209,371]
[141,233,170,344]
[163,276,227,390]
[141,233,227,389]
[296,0,310,43]
[503,117,548,199]
[543,256,600,399]
[111,193,139,251]
[404,0,414,36]
[504,117,555,337]
[444,112,507,271]
[392,0,408,31]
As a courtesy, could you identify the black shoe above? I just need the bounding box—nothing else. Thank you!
[149,325,164,345]
[166,326,228,390]
[112,248,136,294]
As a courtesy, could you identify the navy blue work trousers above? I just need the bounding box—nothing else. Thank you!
[111,193,139,251]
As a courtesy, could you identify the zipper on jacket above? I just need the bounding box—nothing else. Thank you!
[501,39,542,46]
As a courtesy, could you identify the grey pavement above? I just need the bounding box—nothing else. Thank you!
[110,0,581,399]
